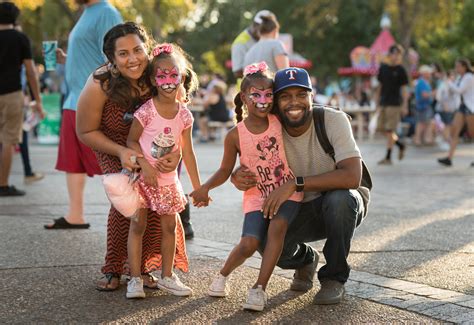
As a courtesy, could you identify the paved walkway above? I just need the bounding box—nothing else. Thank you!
[0,138,473,323]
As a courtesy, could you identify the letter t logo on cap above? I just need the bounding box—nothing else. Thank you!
[286,69,298,80]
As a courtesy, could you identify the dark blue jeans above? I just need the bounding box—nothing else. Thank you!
[275,189,365,284]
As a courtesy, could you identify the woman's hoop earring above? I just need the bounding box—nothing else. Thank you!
[110,64,120,78]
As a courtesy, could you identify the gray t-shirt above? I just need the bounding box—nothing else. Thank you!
[283,109,362,202]
[243,39,287,73]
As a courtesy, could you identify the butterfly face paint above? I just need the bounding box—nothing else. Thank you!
[155,67,181,93]
[248,87,273,110]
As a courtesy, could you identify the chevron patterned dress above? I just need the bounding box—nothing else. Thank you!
[95,98,189,275]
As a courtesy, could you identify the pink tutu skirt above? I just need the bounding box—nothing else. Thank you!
[136,179,187,216]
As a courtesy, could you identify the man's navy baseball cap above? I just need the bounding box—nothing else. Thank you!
[274,67,313,94]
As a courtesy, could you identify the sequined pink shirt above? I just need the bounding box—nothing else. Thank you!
[134,99,193,186]
[237,114,303,213]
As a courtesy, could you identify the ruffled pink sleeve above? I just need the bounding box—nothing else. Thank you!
[179,105,194,129]
[134,99,155,128]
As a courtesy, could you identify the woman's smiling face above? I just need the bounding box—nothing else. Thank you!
[113,34,148,82]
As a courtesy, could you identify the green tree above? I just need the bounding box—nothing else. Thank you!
[415,0,472,70]
[12,0,193,61]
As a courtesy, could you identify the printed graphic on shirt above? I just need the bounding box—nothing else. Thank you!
[151,127,175,158]
[254,135,295,198]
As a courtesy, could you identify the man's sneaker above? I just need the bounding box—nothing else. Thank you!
[377,158,392,165]
[438,157,452,166]
[242,285,267,311]
[0,185,25,197]
[126,277,145,299]
[398,144,406,160]
[313,280,345,305]
[208,273,229,297]
[24,172,45,184]
[157,273,192,296]
[290,252,319,292]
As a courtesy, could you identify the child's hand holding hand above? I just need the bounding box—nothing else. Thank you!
[190,186,211,207]
[141,162,158,187]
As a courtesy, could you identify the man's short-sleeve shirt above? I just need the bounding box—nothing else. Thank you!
[0,29,32,95]
[63,0,122,110]
[377,63,409,106]
[283,109,361,202]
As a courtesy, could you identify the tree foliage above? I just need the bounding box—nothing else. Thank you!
[11,0,193,61]
[9,0,473,80]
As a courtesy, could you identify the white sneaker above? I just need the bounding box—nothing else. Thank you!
[242,285,267,311]
[126,277,145,299]
[208,273,229,297]
[157,273,192,296]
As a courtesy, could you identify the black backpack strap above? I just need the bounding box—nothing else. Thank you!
[312,106,335,161]
[312,105,373,191]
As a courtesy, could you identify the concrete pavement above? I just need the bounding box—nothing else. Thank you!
[0,138,473,323]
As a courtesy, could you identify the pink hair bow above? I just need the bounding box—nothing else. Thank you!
[152,43,173,57]
[243,61,269,76]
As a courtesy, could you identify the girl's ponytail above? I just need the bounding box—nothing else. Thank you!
[234,92,244,123]
[182,67,199,104]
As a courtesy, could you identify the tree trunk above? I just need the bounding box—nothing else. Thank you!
[397,0,420,77]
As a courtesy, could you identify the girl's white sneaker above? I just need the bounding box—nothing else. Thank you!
[126,277,145,299]
[157,273,192,296]
[242,285,267,311]
[208,273,229,297]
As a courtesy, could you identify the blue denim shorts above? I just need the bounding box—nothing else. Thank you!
[241,200,301,242]
[415,108,433,123]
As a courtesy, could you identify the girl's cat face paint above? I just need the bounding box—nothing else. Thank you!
[155,66,181,93]
[248,87,273,109]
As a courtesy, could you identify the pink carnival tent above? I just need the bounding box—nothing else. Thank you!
[338,27,418,77]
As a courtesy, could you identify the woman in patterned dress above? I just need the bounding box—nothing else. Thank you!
[76,22,188,291]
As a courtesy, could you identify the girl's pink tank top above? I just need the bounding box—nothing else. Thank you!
[237,114,303,214]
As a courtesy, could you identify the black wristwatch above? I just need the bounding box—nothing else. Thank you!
[295,176,305,192]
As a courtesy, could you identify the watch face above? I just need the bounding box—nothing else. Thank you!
[296,177,304,192]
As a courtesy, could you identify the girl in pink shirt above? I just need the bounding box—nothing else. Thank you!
[191,62,303,311]
[126,43,201,299]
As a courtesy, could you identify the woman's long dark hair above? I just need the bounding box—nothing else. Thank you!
[93,22,154,110]
[233,70,273,123]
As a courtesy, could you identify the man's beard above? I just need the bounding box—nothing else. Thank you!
[280,107,311,128]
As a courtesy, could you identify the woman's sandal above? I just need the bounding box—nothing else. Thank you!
[142,273,159,289]
[96,273,121,291]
